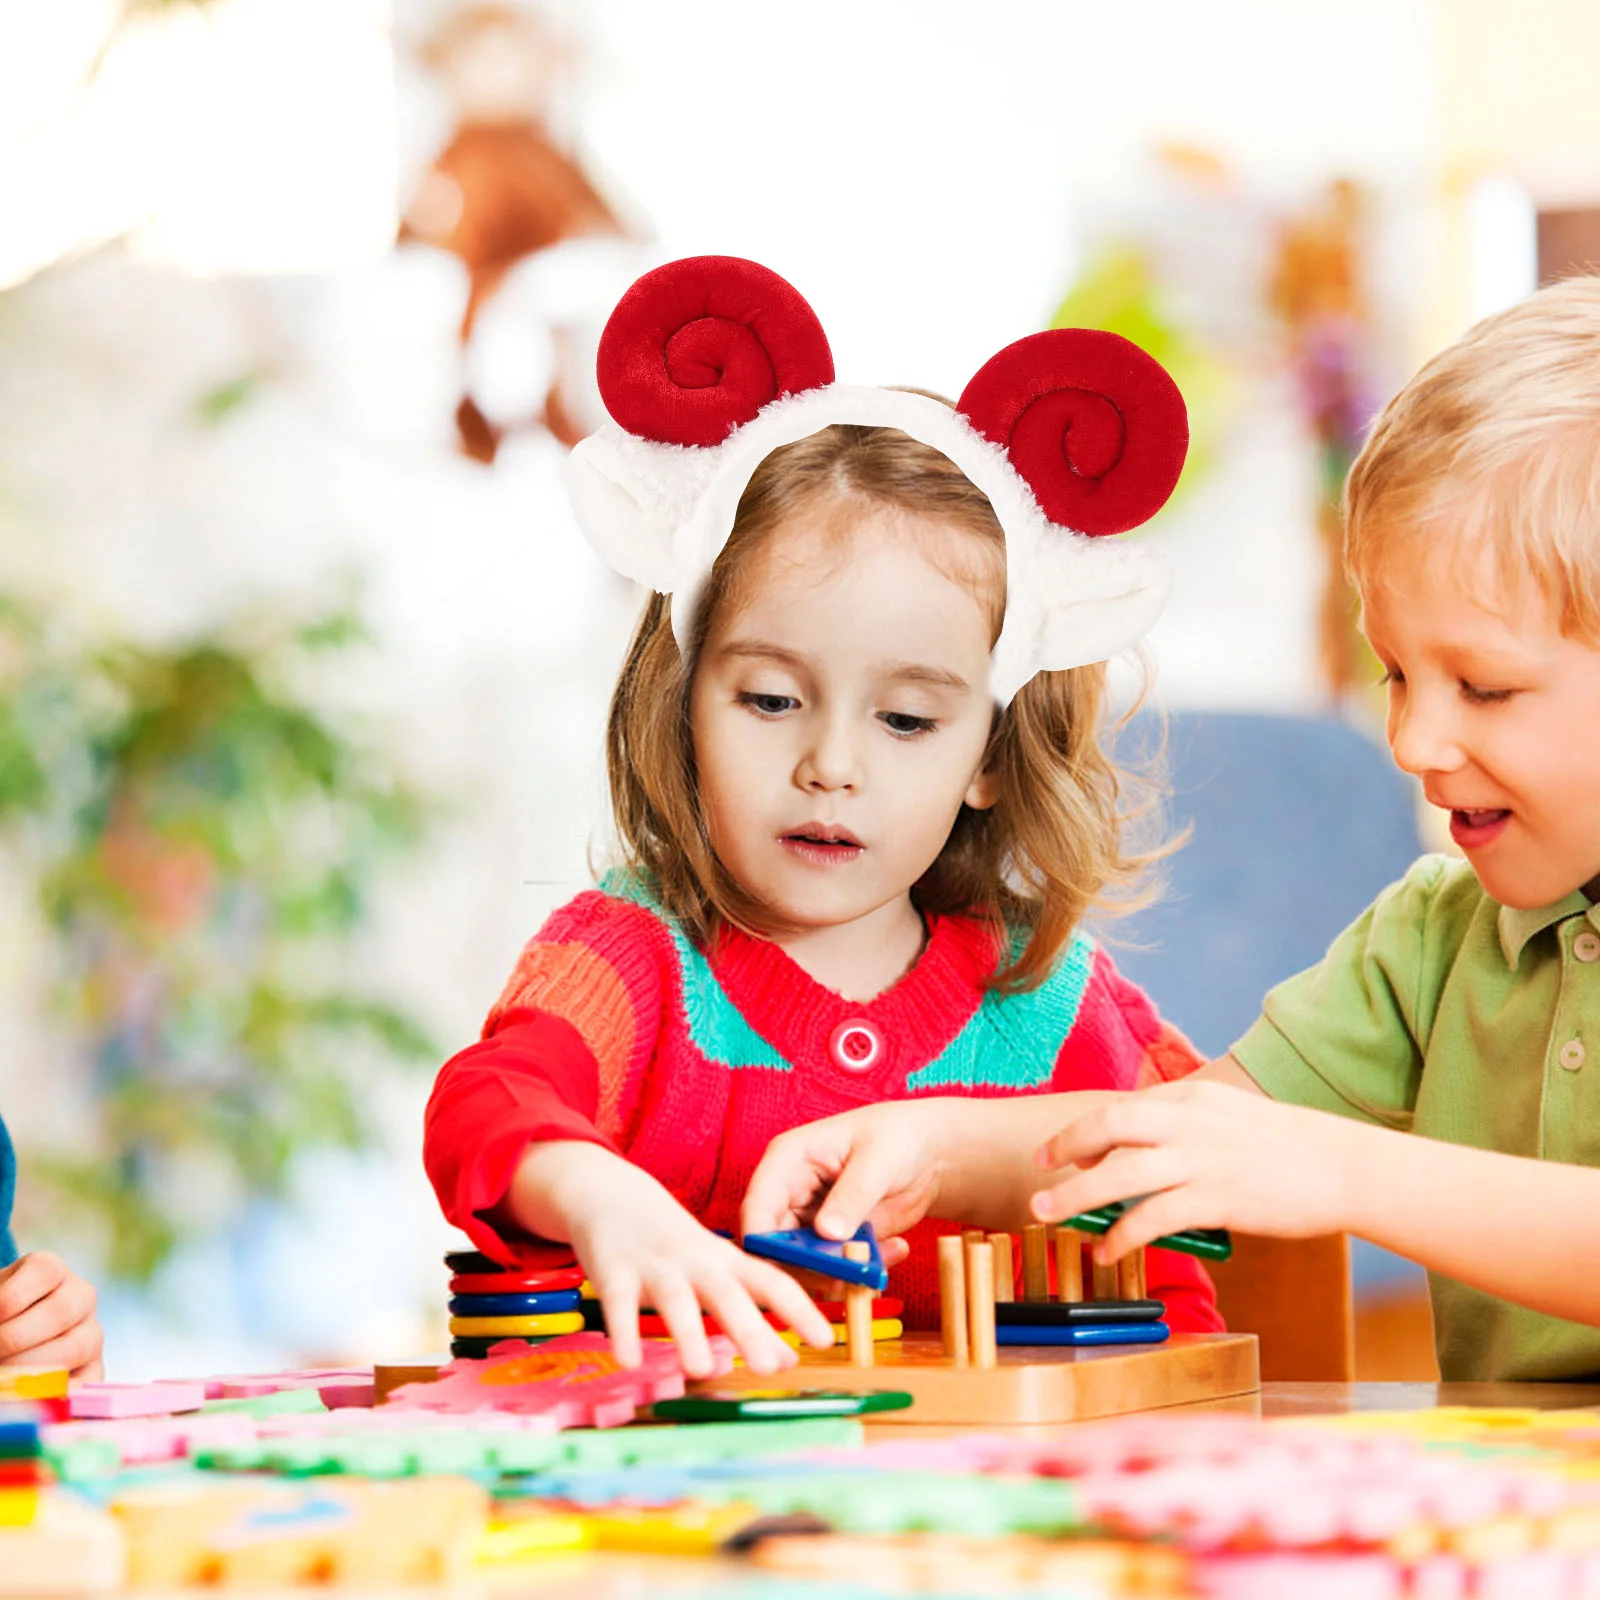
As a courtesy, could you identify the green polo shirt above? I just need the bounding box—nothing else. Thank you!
[1231,854,1600,1382]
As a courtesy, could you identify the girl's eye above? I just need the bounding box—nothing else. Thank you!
[880,711,937,737]
[1378,666,1403,688]
[736,692,799,717]
[1461,681,1513,705]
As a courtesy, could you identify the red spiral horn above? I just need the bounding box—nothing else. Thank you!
[957,329,1188,536]
[595,256,835,447]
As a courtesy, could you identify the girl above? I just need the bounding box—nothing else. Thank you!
[423,255,1220,1376]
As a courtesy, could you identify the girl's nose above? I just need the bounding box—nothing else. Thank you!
[796,720,862,792]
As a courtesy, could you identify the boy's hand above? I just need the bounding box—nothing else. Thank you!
[742,1100,956,1251]
[529,1146,834,1379]
[0,1252,103,1379]
[1029,1080,1357,1258]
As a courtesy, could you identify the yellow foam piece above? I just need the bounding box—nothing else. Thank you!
[583,1502,762,1553]
[0,1368,68,1401]
[475,1514,592,1565]
[448,1312,587,1337]
[0,1488,40,1529]
[780,1318,903,1348]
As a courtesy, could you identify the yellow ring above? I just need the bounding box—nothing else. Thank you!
[449,1312,586,1337]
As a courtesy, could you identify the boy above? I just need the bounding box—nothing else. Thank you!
[742,275,1600,1382]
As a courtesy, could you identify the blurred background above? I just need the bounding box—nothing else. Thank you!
[0,0,1593,1381]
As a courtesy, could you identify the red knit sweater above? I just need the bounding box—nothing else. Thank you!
[424,875,1221,1332]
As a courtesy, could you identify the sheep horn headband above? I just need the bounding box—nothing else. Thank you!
[567,256,1188,705]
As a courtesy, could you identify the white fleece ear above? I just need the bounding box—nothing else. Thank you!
[566,436,679,590]
[989,535,1171,705]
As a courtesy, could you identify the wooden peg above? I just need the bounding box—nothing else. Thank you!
[1092,1253,1120,1302]
[964,1237,997,1369]
[938,1235,969,1365]
[842,1242,875,1367]
[1118,1246,1148,1302]
[1054,1226,1083,1304]
[962,1229,986,1245]
[988,1233,1014,1302]
[1021,1224,1050,1302]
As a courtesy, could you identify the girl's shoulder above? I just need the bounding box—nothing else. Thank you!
[530,869,679,945]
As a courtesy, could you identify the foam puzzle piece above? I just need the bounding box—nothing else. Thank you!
[385,1333,735,1429]
[201,1389,327,1419]
[316,1379,376,1410]
[112,1475,487,1587]
[741,1224,889,1292]
[446,1290,582,1317]
[70,1382,208,1420]
[46,1413,259,1473]
[1066,1202,1233,1261]
[0,1370,67,1403]
[0,1492,126,1593]
[475,1512,593,1564]
[995,1322,1171,1348]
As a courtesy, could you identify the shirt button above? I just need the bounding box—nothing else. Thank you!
[1575,931,1600,963]
[1560,1038,1586,1072]
[828,1018,884,1074]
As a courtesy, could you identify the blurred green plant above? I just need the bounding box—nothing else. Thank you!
[0,593,437,1281]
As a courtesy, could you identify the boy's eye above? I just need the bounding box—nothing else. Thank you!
[880,711,937,737]
[737,692,798,717]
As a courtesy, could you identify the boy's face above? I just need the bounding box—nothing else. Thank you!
[688,505,999,934]
[1362,536,1600,908]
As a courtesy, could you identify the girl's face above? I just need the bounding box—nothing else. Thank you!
[689,503,999,935]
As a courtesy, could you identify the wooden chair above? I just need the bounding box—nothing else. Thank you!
[1206,1232,1354,1381]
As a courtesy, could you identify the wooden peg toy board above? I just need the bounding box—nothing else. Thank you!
[693,1331,1259,1426]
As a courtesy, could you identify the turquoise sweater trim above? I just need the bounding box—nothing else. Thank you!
[906,930,1096,1091]
[600,870,791,1071]
[599,870,1095,1088]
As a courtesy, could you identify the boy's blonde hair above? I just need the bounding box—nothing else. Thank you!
[606,419,1166,994]
[1345,274,1600,639]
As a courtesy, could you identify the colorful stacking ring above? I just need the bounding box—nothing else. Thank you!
[444,1242,578,1275]
[448,1267,586,1296]
[448,1312,586,1338]
[777,1319,903,1348]
[994,1321,1170,1347]
[446,1291,582,1318]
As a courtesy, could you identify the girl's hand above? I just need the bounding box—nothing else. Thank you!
[742,1100,959,1251]
[528,1145,834,1378]
[0,1252,103,1379]
[1029,1080,1358,1259]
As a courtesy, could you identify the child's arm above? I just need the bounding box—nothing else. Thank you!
[742,1055,1263,1245]
[0,1252,102,1379]
[1030,1078,1600,1329]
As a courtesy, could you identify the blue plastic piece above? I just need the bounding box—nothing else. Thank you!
[741,1224,888,1292]
[994,1320,1170,1347]
[446,1290,582,1317]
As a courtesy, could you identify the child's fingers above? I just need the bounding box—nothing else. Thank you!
[1033,1098,1185,1174]
[0,1252,68,1322]
[645,1274,717,1379]
[698,1275,799,1375]
[1093,1187,1208,1262]
[0,1308,101,1377]
[814,1144,907,1242]
[0,1278,97,1363]
[744,1260,832,1350]
[741,1138,829,1239]
[1030,1146,1185,1226]
[591,1271,642,1370]
[878,1235,911,1269]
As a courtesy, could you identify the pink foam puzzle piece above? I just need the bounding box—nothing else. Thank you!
[384,1332,734,1429]
[317,1380,376,1410]
[70,1382,208,1419]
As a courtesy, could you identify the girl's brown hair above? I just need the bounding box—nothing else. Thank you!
[605,418,1167,992]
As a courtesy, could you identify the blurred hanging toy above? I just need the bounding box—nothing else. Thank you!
[402,4,634,462]
[1269,178,1381,700]
[568,254,1189,704]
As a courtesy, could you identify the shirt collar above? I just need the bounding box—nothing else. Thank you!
[1498,891,1600,968]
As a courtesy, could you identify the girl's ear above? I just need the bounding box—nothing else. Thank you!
[964,763,1000,812]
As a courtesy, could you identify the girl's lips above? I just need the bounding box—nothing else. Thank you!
[1449,807,1512,850]
[780,832,864,867]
